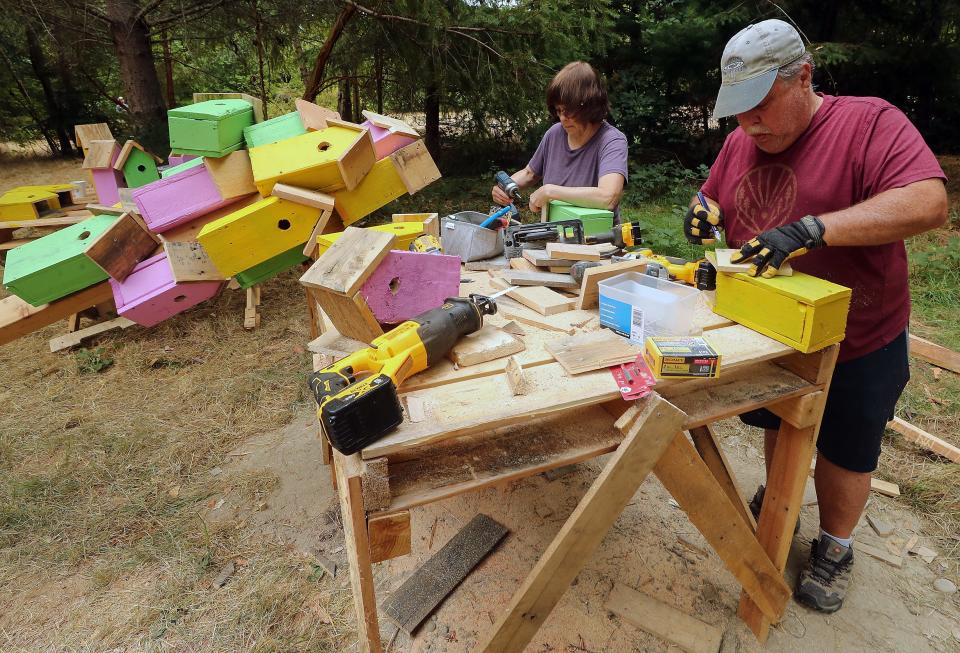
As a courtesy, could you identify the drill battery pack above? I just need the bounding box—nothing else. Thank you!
[312,372,404,455]
[643,336,721,379]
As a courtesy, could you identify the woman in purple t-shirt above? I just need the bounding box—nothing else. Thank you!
[491,61,629,219]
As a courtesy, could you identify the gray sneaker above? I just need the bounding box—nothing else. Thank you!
[748,485,799,534]
[794,537,854,613]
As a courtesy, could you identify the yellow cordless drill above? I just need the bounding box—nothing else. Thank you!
[307,294,499,455]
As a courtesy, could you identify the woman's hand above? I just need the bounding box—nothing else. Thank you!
[491,184,512,206]
[529,184,557,213]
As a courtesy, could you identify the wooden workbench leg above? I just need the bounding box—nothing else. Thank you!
[689,425,757,531]
[332,450,382,653]
[475,393,686,653]
[738,344,839,642]
[655,432,789,620]
[305,286,325,340]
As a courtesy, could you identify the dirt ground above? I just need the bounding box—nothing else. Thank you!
[221,412,960,653]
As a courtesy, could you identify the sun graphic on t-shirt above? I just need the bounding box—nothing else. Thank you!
[734,164,798,236]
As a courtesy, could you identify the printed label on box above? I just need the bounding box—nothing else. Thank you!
[630,306,644,344]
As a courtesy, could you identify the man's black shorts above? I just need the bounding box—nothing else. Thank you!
[739,330,909,473]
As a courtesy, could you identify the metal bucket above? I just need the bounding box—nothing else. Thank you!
[439,211,504,262]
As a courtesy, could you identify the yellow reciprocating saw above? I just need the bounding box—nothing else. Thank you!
[307,294,500,455]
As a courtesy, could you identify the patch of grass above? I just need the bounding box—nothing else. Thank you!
[75,346,115,374]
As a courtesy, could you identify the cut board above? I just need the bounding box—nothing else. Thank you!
[490,277,575,316]
[575,259,648,310]
[299,226,395,296]
[522,248,574,268]
[605,583,723,653]
[908,333,960,374]
[545,242,604,261]
[545,329,643,375]
[708,248,792,276]
[382,514,508,634]
[448,325,524,367]
[164,241,227,282]
[502,269,579,290]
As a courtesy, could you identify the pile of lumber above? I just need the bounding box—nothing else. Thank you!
[0,97,441,348]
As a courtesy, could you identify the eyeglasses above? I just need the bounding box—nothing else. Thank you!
[555,105,578,118]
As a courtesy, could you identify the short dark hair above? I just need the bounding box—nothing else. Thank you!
[546,61,609,124]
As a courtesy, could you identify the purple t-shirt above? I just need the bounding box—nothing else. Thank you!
[528,121,629,217]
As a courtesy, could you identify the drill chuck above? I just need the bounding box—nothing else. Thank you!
[495,170,522,204]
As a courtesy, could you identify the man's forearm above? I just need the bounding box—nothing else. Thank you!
[820,179,947,246]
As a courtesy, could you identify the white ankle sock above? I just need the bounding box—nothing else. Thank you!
[820,528,852,548]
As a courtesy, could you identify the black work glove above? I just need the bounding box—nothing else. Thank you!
[684,199,724,245]
[731,215,826,278]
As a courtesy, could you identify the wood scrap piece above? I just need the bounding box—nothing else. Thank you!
[508,257,537,272]
[271,183,336,210]
[605,583,723,653]
[497,309,574,335]
[490,277,575,316]
[164,241,226,282]
[852,541,903,568]
[382,514,508,634]
[888,417,960,463]
[299,226,395,296]
[522,249,573,268]
[0,282,114,347]
[404,395,426,423]
[871,478,900,497]
[502,269,579,290]
[48,316,135,352]
[576,259,648,310]
[302,208,343,259]
[505,356,529,395]
[709,248,792,276]
[368,512,412,563]
[545,329,643,375]
[244,286,261,329]
[295,98,340,130]
[500,320,526,336]
[83,212,158,281]
[545,242,604,261]
[448,325,524,367]
[908,334,960,374]
[465,256,508,271]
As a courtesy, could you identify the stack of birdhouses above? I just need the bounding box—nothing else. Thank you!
[2,92,444,345]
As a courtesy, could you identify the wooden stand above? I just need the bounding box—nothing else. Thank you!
[244,285,262,330]
[307,272,839,652]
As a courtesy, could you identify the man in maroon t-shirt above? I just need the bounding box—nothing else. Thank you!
[686,19,947,613]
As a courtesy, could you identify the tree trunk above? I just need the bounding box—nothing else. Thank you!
[291,30,310,87]
[105,0,168,153]
[375,46,383,113]
[424,77,440,157]
[351,73,360,122]
[0,47,57,154]
[161,30,175,107]
[25,26,72,155]
[303,3,357,101]
[251,0,269,119]
[337,76,353,121]
[57,46,84,153]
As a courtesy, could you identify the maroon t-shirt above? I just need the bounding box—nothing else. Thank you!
[702,94,945,361]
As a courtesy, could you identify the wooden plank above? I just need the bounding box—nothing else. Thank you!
[0,238,37,251]
[48,316,135,352]
[83,213,157,282]
[390,140,441,195]
[332,451,383,652]
[888,417,960,463]
[448,325,524,367]
[368,512,411,563]
[502,269,578,290]
[689,425,757,532]
[909,333,960,374]
[74,123,113,150]
[299,226,395,296]
[605,583,723,653]
[575,259,648,310]
[496,309,575,335]
[504,356,528,395]
[766,391,824,429]
[0,282,114,347]
[476,394,685,653]
[295,98,340,130]
[302,208,343,258]
[522,249,573,268]
[0,215,88,230]
[508,257,537,272]
[490,277,575,316]
[82,139,118,169]
[545,329,642,375]
[544,242,603,261]
[852,540,904,568]
[871,478,900,497]
[382,514,508,634]
[654,432,790,620]
[271,183,336,210]
[83,203,126,216]
[708,249,792,276]
[164,241,227,282]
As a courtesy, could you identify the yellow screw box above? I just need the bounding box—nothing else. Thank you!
[643,336,721,379]
[713,270,851,353]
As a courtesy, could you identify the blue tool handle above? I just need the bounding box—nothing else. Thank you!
[480,204,512,229]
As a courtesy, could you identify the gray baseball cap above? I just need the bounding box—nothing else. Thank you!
[713,19,806,119]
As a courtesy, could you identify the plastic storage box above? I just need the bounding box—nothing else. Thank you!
[598,272,699,342]
[546,200,614,237]
[440,211,504,262]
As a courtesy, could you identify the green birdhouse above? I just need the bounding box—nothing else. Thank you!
[168,99,254,158]
[234,244,309,289]
[243,111,306,148]
[114,140,162,188]
[2,214,117,306]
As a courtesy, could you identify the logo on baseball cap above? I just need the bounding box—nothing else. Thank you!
[713,19,806,119]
